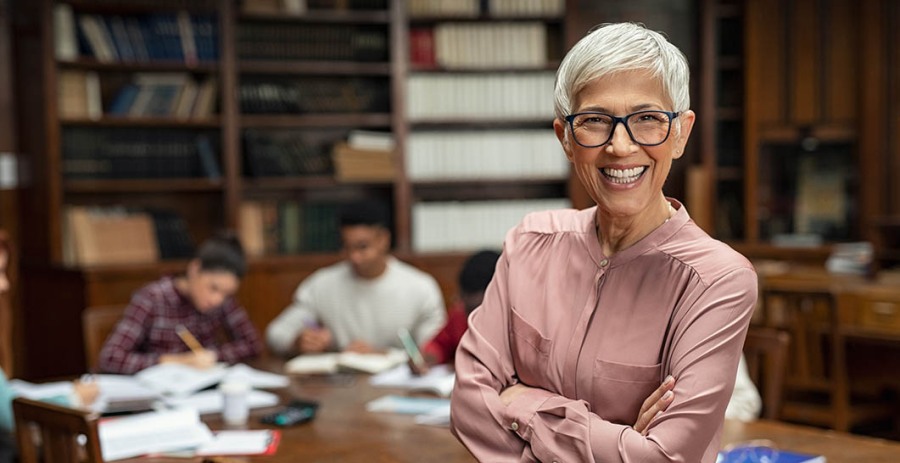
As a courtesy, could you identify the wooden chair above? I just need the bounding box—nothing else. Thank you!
[759,276,896,431]
[742,326,790,420]
[12,397,102,463]
[81,305,126,371]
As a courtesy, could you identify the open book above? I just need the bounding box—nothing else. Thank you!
[9,376,161,415]
[135,363,290,397]
[369,364,456,397]
[285,349,407,375]
[135,363,229,397]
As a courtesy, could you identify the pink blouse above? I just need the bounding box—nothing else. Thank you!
[450,201,757,462]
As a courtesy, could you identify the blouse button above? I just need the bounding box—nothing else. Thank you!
[510,422,519,431]
[600,258,609,267]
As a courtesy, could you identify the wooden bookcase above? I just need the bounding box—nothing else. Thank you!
[695,0,900,267]
[698,0,745,242]
[10,0,572,378]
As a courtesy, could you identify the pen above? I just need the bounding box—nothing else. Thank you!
[175,324,205,354]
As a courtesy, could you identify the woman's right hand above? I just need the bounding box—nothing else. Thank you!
[633,375,676,435]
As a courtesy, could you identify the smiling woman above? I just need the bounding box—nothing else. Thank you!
[449,23,758,463]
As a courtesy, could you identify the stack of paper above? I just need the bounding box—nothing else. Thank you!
[196,430,281,456]
[222,363,290,389]
[99,408,213,461]
[163,389,279,415]
[369,364,456,397]
[366,395,451,427]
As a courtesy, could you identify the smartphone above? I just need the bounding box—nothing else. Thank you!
[397,328,427,371]
[260,399,319,427]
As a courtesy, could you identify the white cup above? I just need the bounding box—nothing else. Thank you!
[220,381,250,426]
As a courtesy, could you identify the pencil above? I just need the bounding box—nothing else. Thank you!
[175,324,204,354]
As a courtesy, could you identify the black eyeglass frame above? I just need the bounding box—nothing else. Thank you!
[563,110,680,148]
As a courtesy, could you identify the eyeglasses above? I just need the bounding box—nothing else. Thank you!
[564,110,679,148]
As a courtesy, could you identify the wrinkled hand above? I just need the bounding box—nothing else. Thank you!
[499,383,531,406]
[633,375,675,435]
[72,379,100,407]
[343,340,377,354]
[298,327,333,354]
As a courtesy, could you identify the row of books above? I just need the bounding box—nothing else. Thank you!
[63,205,193,266]
[407,73,555,120]
[407,130,568,181]
[239,77,390,114]
[58,70,218,121]
[237,23,388,62]
[243,129,335,177]
[239,200,344,256]
[58,70,102,120]
[108,74,218,119]
[62,129,221,180]
[243,0,389,13]
[410,23,549,69]
[55,5,218,63]
[408,0,564,17]
[412,198,569,252]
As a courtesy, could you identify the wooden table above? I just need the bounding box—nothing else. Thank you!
[132,367,476,463]
[723,419,900,463]
[123,361,900,463]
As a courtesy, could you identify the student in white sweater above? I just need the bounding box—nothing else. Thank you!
[266,202,446,356]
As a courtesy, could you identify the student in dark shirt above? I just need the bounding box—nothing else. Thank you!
[411,250,500,374]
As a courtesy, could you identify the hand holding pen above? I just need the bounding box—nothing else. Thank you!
[297,318,333,354]
[159,324,218,369]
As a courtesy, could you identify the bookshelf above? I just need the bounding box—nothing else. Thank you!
[694,0,900,266]
[235,1,397,255]
[15,0,574,265]
[698,0,745,241]
[404,0,570,253]
[10,0,574,378]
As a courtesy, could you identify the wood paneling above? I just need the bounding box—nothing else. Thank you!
[748,0,858,131]
[789,0,818,125]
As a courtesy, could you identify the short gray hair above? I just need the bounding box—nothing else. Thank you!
[554,23,690,120]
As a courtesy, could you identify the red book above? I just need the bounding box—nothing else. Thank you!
[410,27,435,68]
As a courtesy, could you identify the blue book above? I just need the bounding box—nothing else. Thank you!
[717,448,825,463]
[107,84,140,115]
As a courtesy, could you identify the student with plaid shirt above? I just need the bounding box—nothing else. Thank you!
[99,232,262,375]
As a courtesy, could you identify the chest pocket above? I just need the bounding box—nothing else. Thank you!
[509,307,552,387]
[592,359,662,425]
